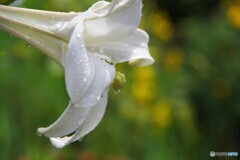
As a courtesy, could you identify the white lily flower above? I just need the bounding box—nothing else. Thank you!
[0,0,154,148]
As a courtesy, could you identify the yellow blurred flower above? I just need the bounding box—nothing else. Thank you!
[227,4,240,29]
[151,11,173,42]
[131,66,156,106]
[0,51,5,58]
[119,101,150,125]
[152,99,172,128]
[164,47,184,71]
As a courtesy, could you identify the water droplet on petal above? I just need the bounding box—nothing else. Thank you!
[77,34,81,38]
[74,58,79,64]
[67,107,73,113]
[83,78,87,82]
[36,40,41,45]
[51,22,66,33]
[25,35,31,40]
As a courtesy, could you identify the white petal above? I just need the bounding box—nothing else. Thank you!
[84,0,143,44]
[88,0,136,17]
[64,19,115,105]
[70,90,109,142]
[37,58,114,138]
[76,54,115,107]
[88,1,113,17]
[0,5,78,64]
[38,19,115,139]
[0,5,77,37]
[64,20,94,103]
[87,29,154,66]
[37,102,91,137]
[50,136,72,148]
[49,90,108,148]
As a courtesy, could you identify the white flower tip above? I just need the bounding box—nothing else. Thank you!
[50,137,70,148]
[37,127,46,135]
[129,57,154,66]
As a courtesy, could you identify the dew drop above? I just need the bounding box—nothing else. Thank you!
[114,90,120,94]
[141,43,145,47]
[36,40,41,45]
[83,78,87,82]
[37,132,42,136]
[25,35,31,40]
[97,93,105,100]
[51,22,65,33]
[97,96,100,100]
[77,34,81,38]
[26,43,31,47]
[67,106,73,113]
[74,58,79,64]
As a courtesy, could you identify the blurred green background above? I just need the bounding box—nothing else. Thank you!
[0,0,240,159]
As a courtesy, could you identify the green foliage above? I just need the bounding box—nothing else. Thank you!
[0,0,240,160]
[0,0,15,5]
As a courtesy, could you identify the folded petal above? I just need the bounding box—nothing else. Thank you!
[37,60,114,137]
[38,18,115,140]
[70,90,109,141]
[87,29,154,66]
[64,17,115,103]
[84,0,143,44]
[64,20,94,103]
[49,90,108,148]
[37,102,91,137]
